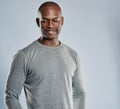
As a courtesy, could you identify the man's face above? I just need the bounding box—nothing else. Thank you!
[37,5,64,40]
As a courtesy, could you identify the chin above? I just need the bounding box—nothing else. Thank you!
[43,35,58,40]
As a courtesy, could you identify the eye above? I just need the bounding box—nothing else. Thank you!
[41,19,48,23]
[53,18,60,22]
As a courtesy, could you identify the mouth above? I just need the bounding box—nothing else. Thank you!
[46,29,56,35]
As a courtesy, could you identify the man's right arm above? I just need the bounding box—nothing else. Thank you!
[5,51,27,109]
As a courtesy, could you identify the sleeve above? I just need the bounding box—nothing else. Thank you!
[5,51,27,109]
[72,53,86,109]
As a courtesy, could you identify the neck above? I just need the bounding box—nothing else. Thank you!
[38,37,60,47]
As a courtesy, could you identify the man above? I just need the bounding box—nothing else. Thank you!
[5,1,85,109]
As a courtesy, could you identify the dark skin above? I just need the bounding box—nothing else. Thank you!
[36,3,64,47]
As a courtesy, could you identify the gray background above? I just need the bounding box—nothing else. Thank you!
[0,0,120,109]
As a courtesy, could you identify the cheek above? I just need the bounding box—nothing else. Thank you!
[41,24,47,28]
[41,25,48,32]
[55,23,62,28]
[41,23,62,30]
[57,24,62,30]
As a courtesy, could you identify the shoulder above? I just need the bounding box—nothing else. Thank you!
[13,40,38,60]
[21,40,38,53]
[61,43,80,65]
[62,43,78,57]
[19,40,38,54]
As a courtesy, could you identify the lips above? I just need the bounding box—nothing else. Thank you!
[46,29,56,35]
[47,30,54,34]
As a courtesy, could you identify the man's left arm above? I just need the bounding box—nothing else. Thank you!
[72,54,86,109]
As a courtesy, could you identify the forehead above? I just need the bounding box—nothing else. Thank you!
[39,5,61,18]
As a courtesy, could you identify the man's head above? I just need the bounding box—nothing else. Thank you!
[36,1,64,40]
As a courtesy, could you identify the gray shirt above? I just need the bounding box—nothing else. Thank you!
[5,40,85,109]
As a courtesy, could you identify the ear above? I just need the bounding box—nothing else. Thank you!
[61,16,64,26]
[36,18,40,27]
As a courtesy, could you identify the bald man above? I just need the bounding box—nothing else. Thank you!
[5,1,85,109]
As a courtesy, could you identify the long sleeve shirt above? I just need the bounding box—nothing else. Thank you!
[5,40,85,109]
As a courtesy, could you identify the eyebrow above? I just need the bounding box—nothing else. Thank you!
[41,16,60,19]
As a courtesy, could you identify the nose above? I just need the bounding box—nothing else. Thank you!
[48,20,54,28]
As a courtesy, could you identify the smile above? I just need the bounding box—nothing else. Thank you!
[46,29,56,34]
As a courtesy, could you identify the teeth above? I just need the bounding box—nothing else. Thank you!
[48,30,54,34]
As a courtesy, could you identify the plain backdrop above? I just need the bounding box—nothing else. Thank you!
[0,0,120,109]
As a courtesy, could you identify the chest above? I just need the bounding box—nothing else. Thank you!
[26,50,76,83]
